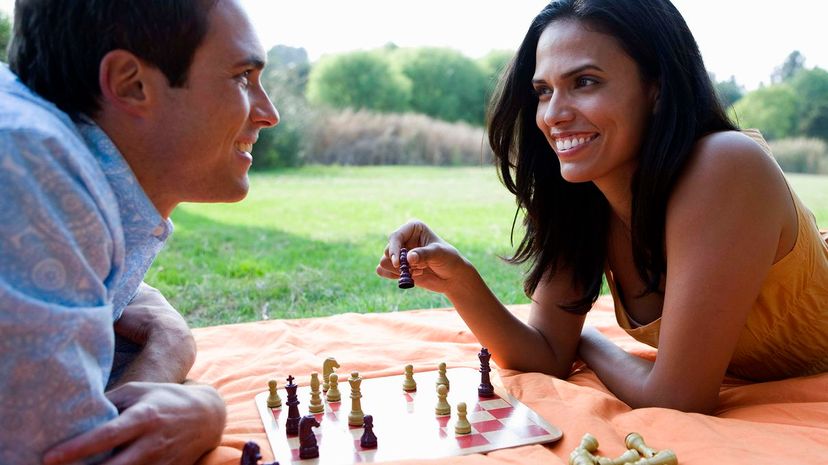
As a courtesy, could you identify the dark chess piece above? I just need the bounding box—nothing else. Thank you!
[298,415,321,459]
[478,347,495,398]
[240,441,279,465]
[285,375,301,436]
[360,414,378,449]
[398,248,415,289]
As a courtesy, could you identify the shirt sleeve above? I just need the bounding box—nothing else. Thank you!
[0,127,121,464]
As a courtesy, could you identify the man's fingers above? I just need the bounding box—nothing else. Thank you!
[43,414,144,465]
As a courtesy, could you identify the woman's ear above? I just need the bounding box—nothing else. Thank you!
[649,81,661,115]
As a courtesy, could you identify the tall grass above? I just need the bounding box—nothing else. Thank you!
[146,167,828,328]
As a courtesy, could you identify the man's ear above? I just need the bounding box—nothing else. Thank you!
[98,50,157,117]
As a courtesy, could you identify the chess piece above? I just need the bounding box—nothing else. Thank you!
[597,449,641,465]
[398,248,415,289]
[284,375,301,436]
[626,432,657,458]
[322,357,340,392]
[577,433,599,453]
[360,414,378,449]
[308,372,324,414]
[454,402,471,434]
[435,383,451,416]
[569,448,598,465]
[326,372,342,402]
[630,450,678,465]
[477,347,495,397]
[266,379,282,409]
[402,364,417,392]
[240,440,279,465]
[436,362,450,389]
[298,415,321,459]
[348,371,364,426]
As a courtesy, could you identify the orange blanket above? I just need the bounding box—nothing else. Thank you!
[190,296,828,465]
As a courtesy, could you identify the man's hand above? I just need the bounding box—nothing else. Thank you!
[110,282,196,387]
[43,382,226,465]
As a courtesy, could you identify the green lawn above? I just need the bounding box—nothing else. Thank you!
[146,167,828,328]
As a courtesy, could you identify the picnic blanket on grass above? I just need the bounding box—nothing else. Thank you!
[190,296,828,465]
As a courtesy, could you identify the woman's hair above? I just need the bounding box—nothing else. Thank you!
[488,0,736,312]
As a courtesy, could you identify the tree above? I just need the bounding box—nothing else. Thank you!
[790,67,828,140]
[251,45,314,169]
[713,75,744,108]
[306,50,411,113]
[771,50,806,84]
[0,11,11,63]
[731,85,799,140]
[392,47,488,125]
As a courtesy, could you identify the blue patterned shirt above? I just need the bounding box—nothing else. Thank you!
[0,65,172,464]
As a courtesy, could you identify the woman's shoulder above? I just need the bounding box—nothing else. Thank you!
[679,130,786,192]
[668,130,792,227]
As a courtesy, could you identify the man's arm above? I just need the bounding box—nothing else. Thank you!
[108,282,196,389]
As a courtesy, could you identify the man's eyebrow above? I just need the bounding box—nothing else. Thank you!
[532,64,605,84]
[233,56,266,70]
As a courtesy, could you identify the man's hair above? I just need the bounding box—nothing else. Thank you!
[9,0,218,116]
[487,0,736,311]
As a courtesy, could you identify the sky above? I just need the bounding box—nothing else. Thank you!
[2,0,825,90]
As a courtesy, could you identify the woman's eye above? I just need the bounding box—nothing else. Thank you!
[576,76,598,87]
[533,87,552,99]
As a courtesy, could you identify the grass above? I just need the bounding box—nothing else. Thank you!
[146,167,828,328]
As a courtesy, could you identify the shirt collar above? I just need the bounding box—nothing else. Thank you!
[74,117,172,242]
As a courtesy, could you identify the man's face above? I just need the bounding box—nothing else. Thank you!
[149,0,279,207]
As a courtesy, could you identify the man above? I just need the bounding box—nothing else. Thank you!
[0,0,279,463]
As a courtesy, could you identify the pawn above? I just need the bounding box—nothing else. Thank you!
[402,364,417,392]
[598,449,640,465]
[398,248,415,289]
[626,432,657,458]
[266,379,282,409]
[326,372,341,402]
[360,414,378,449]
[631,450,678,465]
[435,383,451,416]
[436,362,450,389]
[308,372,324,414]
[570,448,597,465]
[454,402,471,434]
[577,433,599,453]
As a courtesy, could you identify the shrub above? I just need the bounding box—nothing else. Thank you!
[769,137,828,174]
[304,109,494,166]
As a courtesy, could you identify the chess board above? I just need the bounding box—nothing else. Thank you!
[254,367,562,464]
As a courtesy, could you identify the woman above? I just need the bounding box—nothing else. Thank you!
[376,0,828,414]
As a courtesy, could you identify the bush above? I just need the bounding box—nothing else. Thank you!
[769,137,828,174]
[304,109,494,166]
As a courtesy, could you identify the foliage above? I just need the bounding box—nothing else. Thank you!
[252,45,316,169]
[731,85,799,140]
[0,11,10,63]
[769,137,828,174]
[790,67,828,140]
[772,50,806,84]
[713,75,744,108]
[392,47,488,125]
[306,50,411,113]
[304,108,493,165]
[145,167,828,327]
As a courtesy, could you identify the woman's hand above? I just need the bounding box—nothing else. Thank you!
[376,220,475,295]
[43,382,226,465]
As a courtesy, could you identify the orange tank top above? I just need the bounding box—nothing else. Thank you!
[606,130,828,381]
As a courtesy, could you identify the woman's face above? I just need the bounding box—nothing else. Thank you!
[533,19,657,186]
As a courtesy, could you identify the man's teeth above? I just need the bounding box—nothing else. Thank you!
[236,142,253,153]
[555,135,595,152]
